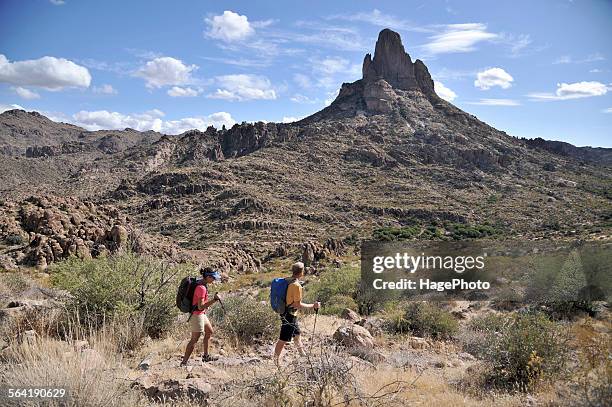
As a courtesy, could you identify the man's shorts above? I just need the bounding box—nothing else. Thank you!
[279,312,300,342]
[189,313,211,333]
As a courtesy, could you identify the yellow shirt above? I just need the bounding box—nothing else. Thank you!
[285,280,302,315]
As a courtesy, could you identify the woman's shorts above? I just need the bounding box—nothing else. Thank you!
[189,313,211,333]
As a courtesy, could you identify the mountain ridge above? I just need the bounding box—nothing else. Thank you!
[0,29,610,272]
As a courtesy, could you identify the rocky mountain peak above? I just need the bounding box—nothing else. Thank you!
[362,29,435,95]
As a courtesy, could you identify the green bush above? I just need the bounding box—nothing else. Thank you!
[483,312,567,392]
[50,252,187,344]
[208,296,278,343]
[445,222,499,239]
[304,265,360,305]
[466,312,509,333]
[321,295,358,316]
[5,234,23,245]
[384,302,458,339]
[372,226,420,241]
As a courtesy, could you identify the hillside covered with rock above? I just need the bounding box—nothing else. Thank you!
[0,29,610,272]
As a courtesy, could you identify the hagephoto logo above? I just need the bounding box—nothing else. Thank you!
[360,240,610,305]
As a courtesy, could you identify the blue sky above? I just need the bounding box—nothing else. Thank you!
[0,0,610,146]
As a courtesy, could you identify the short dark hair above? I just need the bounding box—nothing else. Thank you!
[291,262,305,276]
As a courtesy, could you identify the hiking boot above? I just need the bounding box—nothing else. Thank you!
[202,353,219,362]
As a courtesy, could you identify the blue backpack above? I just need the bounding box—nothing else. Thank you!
[270,278,289,314]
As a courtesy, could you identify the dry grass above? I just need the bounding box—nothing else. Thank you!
[0,336,137,407]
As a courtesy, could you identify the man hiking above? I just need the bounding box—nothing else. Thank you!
[181,267,222,366]
[273,262,320,366]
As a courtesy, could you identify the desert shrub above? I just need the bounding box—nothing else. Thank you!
[50,251,187,345]
[321,294,358,316]
[444,222,499,239]
[384,302,458,339]
[0,272,33,296]
[562,319,612,406]
[458,313,510,358]
[5,233,23,245]
[305,265,360,305]
[466,312,509,333]
[214,346,405,406]
[208,296,277,344]
[483,312,568,392]
[372,225,420,241]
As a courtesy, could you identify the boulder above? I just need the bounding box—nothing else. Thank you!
[333,325,374,349]
[135,378,211,402]
[359,317,385,337]
[109,224,128,249]
[408,336,431,350]
[340,308,361,322]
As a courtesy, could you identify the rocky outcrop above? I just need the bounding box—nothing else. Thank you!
[134,377,211,402]
[363,29,420,91]
[362,29,435,96]
[25,142,92,158]
[0,196,182,270]
[301,238,346,266]
[333,325,374,349]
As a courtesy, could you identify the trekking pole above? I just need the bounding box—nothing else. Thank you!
[310,303,319,353]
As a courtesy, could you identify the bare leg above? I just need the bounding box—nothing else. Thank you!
[294,334,306,356]
[182,332,201,365]
[203,322,213,356]
[274,340,286,366]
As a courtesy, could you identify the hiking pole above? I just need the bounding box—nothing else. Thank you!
[215,293,226,312]
[310,303,319,353]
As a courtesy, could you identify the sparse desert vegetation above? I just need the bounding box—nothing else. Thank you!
[1,249,609,406]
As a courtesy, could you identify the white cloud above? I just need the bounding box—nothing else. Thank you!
[281,116,300,123]
[467,98,520,106]
[433,81,457,102]
[92,84,117,95]
[508,34,532,56]
[329,9,431,33]
[71,109,235,134]
[290,93,317,104]
[167,86,200,97]
[135,57,197,88]
[422,23,498,54]
[316,57,351,75]
[161,112,235,133]
[474,67,514,90]
[13,86,40,100]
[205,10,254,42]
[288,23,367,52]
[528,81,609,101]
[0,54,91,90]
[50,0,65,5]
[0,103,25,113]
[602,107,612,113]
[553,53,605,64]
[209,74,276,101]
[310,57,360,89]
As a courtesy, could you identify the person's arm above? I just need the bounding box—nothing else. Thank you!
[197,290,220,310]
[289,300,319,310]
[288,286,320,310]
